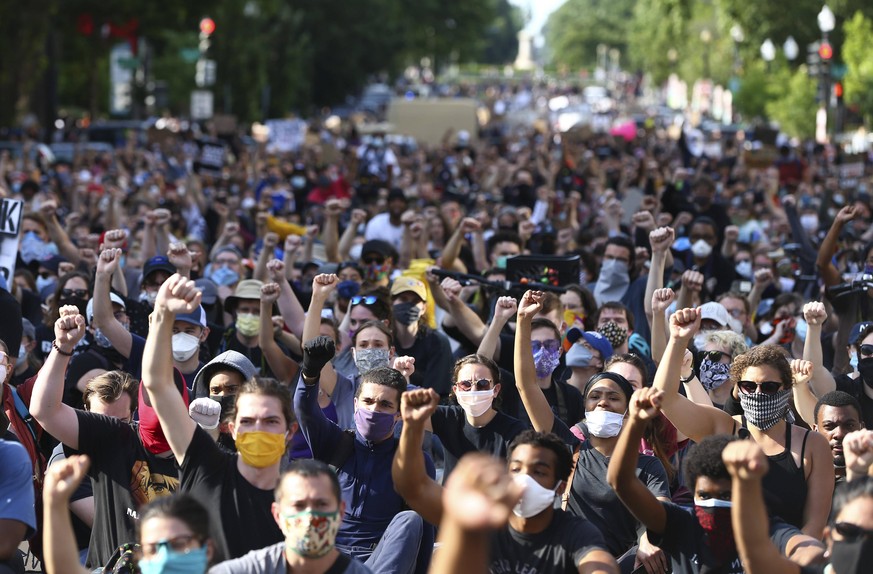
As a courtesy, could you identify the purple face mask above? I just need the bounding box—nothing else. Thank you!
[533,347,562,378]
[354,408,396,442]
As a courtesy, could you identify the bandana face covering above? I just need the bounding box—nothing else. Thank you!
[235,431,287,468]
[533,347,561,378]
[366,261,391,283]
[694,498,736,564]
[699,359,731,391]
[739,388,791,431]
[282,509,342,558]
[597,321,628,350]
[354,348,390,375]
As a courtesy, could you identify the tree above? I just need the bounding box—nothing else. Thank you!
[842,11,873,126]
[545,0,636,71]
[765,68,818,138]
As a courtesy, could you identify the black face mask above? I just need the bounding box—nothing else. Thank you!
[393,302,422,326]
[60,297,88,318]
[830,535,873,574]
[858,357,873,389]
[209,394,237,422]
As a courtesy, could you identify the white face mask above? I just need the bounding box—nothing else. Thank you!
[512,473,558,518]
[691,239,713,259]
[694,497,732,509]
[455,389,495,418]
[800,214,819,233]
[584,409,625,438]
[171,332,201,362]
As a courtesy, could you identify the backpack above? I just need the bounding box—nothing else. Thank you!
[102,542,141,574]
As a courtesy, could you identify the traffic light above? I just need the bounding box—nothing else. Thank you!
[199,17,215,37]
[835,81,843,103]
[818,41,833,61]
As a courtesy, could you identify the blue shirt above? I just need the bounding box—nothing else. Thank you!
[0,439,37,540]
[294,375,435,555]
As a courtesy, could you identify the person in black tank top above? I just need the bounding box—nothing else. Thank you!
[653,307,834,539]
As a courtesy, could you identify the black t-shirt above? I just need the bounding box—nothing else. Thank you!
[496,369,584,430]
[431,406,529,478]
[648,501,802,574]
[395,328,454,396]
[67,411,180,569]
[552,418,670,557]
[490,509,608,574]
[835,374,873,429]
[180,425,283,561]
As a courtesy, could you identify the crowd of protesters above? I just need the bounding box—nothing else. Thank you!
[1,94,873,574]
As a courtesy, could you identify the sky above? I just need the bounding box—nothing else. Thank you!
[510,0,565,35]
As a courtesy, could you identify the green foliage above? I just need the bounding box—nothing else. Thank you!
[545,0,636,70]
[479,0,524,65]
[765,68,818,138]
[733,62,772,120]
[842,11,873,126]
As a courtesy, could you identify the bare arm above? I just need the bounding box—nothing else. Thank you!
[440,277,489,347]
[142,275,200,464]
[41,202,83,264]
[338,209,366,261]
[322,200,342,262]
[801,302,836,397]
[259,284,298,384]
[650,288,675,365]
[800,430,834,539]
[441,218,478,272]
[93,248,133,358]
[644,226,674,330]
[29,308,86,450]
[42,456,91,574]
[606,388,668,535]
[514,291,556,433]
[253,233,279,282]
[653,308,735,443]
[817,206,855,287]
[478,296,515,361]
[393,389,444,526]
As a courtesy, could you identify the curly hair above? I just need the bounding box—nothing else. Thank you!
[684,434,738,488]
[702,330,749,359]
[729,345,791,389]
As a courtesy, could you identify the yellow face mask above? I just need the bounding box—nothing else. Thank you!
[236,313,260,337]
[235,431,287,468]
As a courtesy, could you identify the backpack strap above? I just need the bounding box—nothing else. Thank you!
[327,429,356,473]
[553,382,568,426]
[10,387,39,446]
[561,442,582,510]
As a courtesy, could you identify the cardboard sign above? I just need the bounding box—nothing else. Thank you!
[0,198,22,284]
[387,98,479,148]
[193,140,225,176]
[266,119,307,153]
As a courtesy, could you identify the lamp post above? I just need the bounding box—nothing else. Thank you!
[783,36,799,62]
[699,28,712,80]
[818,4,835,138]
[760,38,776,72]
[730,24,744,75]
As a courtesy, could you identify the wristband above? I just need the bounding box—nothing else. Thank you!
[52,340,73,357]
[679,373,694,385]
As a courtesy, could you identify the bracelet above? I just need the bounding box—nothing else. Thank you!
[679,373,694,385]
[52,340,73,357]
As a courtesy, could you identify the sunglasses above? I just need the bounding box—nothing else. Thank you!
[351,295,378,306]
[455,379,492,391]
[737,380,783,395]
[531,339,561,353]
[61,288,88,299]
[699,350,730,363]
[362,256,385,265]
[859,344,873,357]
[834,521,873,542]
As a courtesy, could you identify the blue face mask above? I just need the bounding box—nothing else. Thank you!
[210,266,240,287]
[20,231,49,264]
[851,352,859,371]
[138,544,208,574]
[36,275,56,294]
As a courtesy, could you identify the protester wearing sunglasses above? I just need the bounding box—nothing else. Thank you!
[653,307,834,540]
[425,354,528,479]
[693,330,748,410]
[333,286,394,381]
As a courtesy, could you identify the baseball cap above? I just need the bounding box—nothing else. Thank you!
[361,239,398,262]
[699,302,742,334]
[566,327,614,362]
[194,278,218,306]
[176,306,207,328]
[143,256,176,281]
[390,277,427,302]
[849,322,873,346]
[85,292,126,324]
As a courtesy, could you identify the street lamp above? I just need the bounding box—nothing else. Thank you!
[818,4,835,139]
[783,36,799,62]
[730,24,744,80]
[700,28,712,79]
[760,38,776,71]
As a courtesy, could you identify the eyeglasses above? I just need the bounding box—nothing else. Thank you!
[456,379,492,391]
[61,288,88,299]
[834,522,873,542]
[139,534,201,558]
[351,295,378,306]
[725,308,744,319]
[213,257,239,266]
[531,339,561,353]
[859,344,873,357]
[699,350,730,363]
[737,380,783,395]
